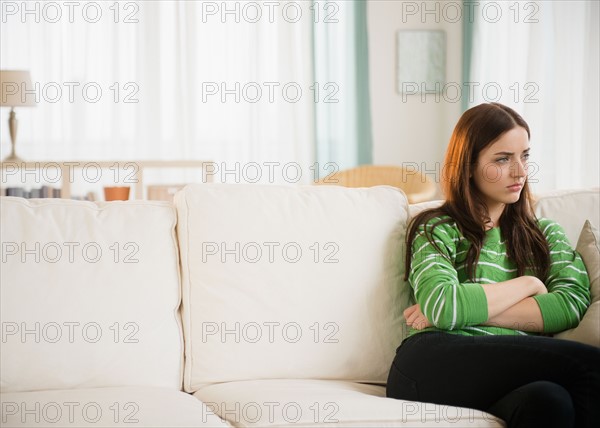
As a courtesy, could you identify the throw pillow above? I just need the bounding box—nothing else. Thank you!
[554,220,599,347]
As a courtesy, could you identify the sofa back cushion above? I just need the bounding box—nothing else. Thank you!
[175,184,409,391]
[534,188,600,244]
[0,198,183,393]
[409,187,600,246]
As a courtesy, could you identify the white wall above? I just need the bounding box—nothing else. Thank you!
[367,0,464,196]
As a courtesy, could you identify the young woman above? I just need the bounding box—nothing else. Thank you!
[386,103,600,428]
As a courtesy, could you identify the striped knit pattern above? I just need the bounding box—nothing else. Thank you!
[408,216,591,337]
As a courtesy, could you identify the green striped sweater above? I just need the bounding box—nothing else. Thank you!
[408,216,591,337]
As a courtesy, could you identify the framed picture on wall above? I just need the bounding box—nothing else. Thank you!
[396,30,447,95]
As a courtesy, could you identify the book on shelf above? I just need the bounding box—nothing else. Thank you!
[2,186,68,199]
[41,186,54,198]
[5,187,25,198]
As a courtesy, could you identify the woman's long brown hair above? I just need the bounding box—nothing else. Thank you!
[404,103,550,282]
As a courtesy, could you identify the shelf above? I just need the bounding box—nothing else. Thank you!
[0,160,213,200]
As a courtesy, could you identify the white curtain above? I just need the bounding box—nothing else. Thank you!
[469,0,599,192]
[1,1,317,183]
[313,0,373,173]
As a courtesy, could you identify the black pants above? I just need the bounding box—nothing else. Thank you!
[386,332,600,428]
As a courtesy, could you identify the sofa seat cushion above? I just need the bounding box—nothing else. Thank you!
[0,386,230,427]
[193,379,504,427]
[176,184,410,390]
[0,198,183,392]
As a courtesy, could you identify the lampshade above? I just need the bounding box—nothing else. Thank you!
[0,70,36,107]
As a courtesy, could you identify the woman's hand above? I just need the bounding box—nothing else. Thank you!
[404,304,432,330]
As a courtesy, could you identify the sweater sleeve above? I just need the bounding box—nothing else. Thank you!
[409,221,488,330]
[533,220,591,333]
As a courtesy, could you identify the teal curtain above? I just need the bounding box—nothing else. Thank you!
[462,0,476,112]
[312,0,373,176]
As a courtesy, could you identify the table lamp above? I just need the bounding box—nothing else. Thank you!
[1,70,36,162]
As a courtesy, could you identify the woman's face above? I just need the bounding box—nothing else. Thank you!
[472,126,530,214]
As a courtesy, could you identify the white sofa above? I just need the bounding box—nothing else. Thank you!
[1,184,598,428]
